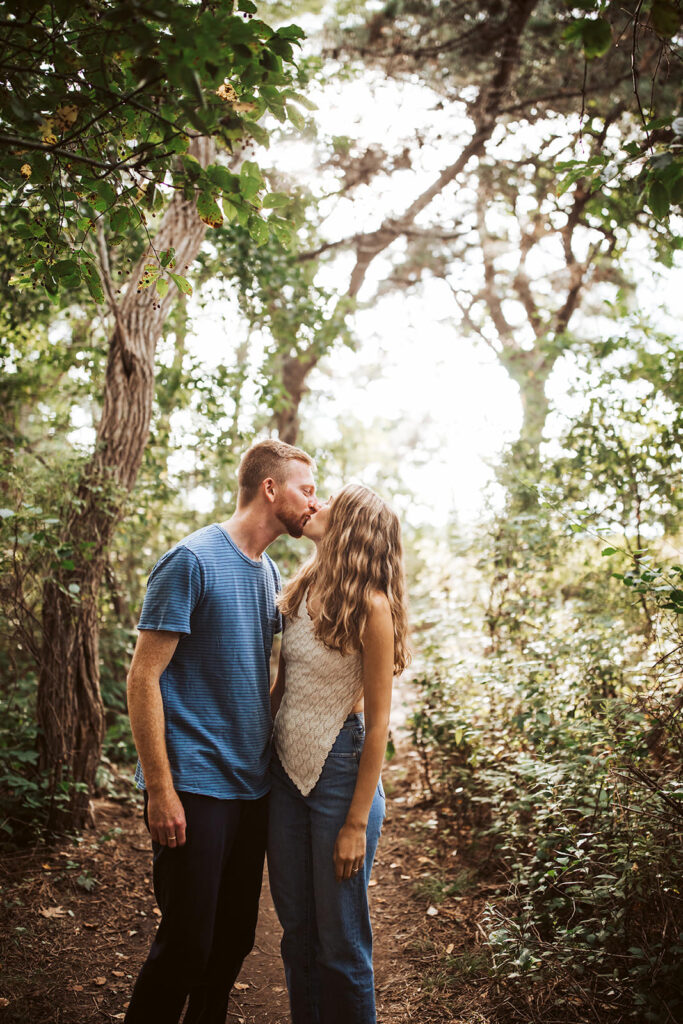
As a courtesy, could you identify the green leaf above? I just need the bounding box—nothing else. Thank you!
[222,198,238,222]
[110,207,130,233]
[197,191,224,228]
[82,265,104,303]
[262,192,289,209]
[169,273,193,296]
[269,36,294,60]
[648,180,670,220]
[54,259,80,279]
[287,103,306,131]
[238,0,257,10]
[177,66,205,108]
[601,547,617,556]
[284,89,317,111]
[240,160,263,183]
[580,17,612,59]
[244,119,270,147]
[240,163,263,200]
[156,278,169,298]
[206,165,240,193]
[276,24,306,41]
[248,215,269,247]
[270,219,294,249]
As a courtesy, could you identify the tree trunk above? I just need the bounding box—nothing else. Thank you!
[37,136,215,831]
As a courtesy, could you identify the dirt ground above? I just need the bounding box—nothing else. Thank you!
[0,741,491,1024]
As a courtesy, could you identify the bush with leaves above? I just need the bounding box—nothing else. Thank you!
[409,335,683,1020]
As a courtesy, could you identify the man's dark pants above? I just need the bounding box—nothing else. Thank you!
[124,790,268,1024]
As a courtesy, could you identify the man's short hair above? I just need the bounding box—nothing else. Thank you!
[237,439,315,505]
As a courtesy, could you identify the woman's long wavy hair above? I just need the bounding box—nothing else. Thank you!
[278,484,411,674]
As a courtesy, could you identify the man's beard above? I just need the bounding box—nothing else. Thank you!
[275,500,308,538]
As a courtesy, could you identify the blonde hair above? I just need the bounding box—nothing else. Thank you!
[279,484,411,674]
[237,439,314,505]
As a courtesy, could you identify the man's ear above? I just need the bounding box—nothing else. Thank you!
[262,477,277,504]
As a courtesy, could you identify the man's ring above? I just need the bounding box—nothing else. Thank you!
[167,834,176,840]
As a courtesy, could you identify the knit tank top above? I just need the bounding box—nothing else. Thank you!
[273,594,364,796]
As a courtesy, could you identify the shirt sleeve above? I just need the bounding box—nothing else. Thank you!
[137,545,204,635]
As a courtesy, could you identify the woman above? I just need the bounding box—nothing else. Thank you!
[268,484,410,1024]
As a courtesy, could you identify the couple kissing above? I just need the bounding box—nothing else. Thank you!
[125,438,410,1024]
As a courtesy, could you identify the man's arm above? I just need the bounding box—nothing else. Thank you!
[127,629,186,847]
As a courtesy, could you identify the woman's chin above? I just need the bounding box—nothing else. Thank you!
[302,521,320,542]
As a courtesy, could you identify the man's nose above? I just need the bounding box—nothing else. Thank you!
[309,496,321,511]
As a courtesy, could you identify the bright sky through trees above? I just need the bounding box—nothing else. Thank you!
[132,62,682,529]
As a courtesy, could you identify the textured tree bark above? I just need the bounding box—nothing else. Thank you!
[271,351,318,445]
[37,137,214,831]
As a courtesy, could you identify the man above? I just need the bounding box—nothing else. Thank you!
[125,438,318,1024]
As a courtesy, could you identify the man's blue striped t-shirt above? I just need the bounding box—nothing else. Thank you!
[133,523,282,800]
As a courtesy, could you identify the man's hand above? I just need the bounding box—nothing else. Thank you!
[147,788,187,847]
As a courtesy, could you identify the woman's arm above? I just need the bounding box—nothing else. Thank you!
[333,592,394,882]
[270,647,286,718]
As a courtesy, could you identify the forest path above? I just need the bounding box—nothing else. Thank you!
[0,701,488,1023]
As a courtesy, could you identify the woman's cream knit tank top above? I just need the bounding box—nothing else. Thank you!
[273,595,364,796]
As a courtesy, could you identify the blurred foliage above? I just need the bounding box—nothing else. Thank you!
[328,0,683,231]
[408,335,683,1020]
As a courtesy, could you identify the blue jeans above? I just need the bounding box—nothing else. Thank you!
[267,713,385,1024]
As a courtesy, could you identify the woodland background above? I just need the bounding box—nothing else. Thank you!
[1,1,682,1021]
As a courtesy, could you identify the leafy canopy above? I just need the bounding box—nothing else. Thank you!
[0,0,307,299]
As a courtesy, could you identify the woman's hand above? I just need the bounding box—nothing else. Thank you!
[333,820,366,882]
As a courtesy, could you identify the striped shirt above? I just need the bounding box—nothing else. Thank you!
[133,524,282,800]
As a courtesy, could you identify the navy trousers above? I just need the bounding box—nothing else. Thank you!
[125,790,268,1024]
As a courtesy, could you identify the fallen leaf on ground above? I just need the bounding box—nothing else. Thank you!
[426,906,439,916]
[83,922,98,929]
[93,976,107,986]
[368,879,377,887]
[0,998,9,1008]
[39,906,67,919]
[112,970,125,977]
[72,985,83,992]
[234,982,250,990]
[446,943,454,954]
